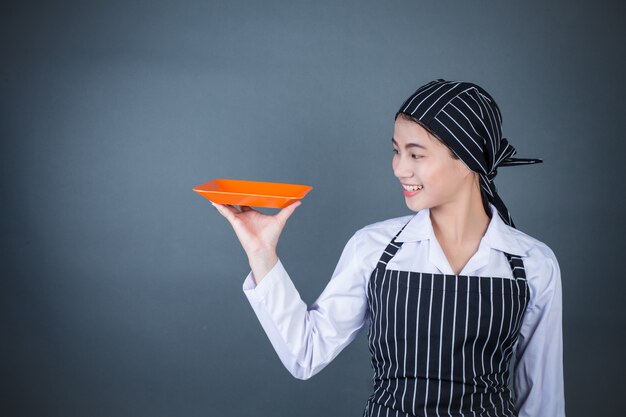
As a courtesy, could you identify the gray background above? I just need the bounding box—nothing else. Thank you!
[1,0,624,416]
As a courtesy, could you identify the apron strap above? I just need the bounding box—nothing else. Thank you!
[503,252,527,281]
[375,219,411,269]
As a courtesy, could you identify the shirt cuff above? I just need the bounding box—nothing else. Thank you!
[242,258,286,303]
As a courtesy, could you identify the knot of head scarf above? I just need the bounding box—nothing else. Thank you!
[395,79,543,229]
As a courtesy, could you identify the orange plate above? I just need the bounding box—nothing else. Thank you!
[193,178,313,209]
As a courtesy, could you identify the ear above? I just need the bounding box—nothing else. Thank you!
[454,158,473,179]
[470,170,481,185]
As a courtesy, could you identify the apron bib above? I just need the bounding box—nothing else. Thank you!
[363,219,529,417]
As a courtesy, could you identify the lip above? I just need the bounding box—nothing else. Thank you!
[403,188,422,197]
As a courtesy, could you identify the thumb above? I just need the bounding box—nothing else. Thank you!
[276,200,302,222]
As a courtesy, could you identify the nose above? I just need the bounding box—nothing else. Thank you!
[393,154,413,179]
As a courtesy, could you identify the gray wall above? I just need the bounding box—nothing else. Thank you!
[2,1,624,416]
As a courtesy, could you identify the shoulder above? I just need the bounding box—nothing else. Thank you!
[509,227,562,307]
[343,214,415,272]
[353,213,415,244]
[510,226,559,263]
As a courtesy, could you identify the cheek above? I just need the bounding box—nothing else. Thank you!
[421,162,456,194]
[419,163,440,185]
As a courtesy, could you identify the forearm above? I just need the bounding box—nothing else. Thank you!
[242,259,367,379]
[242,232,367,380]
[242,258,332,380]
[248,250,279,285]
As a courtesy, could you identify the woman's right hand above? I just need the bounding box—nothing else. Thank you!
[212,200,302,259]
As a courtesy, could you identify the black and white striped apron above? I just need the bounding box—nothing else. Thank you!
[363,219,530,417]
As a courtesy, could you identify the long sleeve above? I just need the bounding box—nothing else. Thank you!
[513,248,566,416]
[242,231,369,380]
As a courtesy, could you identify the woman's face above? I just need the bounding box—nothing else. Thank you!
[392,116,474,212]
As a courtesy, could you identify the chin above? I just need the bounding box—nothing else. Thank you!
[405,195,438,212]
[405,199,425,212]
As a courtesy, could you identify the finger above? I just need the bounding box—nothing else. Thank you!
[240,205,257,212]
[276,200,302,222]
[223,204,243,214]
[212,203,238,222]
[213,202,237,214]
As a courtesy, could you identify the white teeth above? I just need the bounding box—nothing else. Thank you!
[402,184,423,191]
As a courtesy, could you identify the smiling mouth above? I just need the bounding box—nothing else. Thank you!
[402,184,424,191]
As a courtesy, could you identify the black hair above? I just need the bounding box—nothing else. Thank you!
[396,112,491,218]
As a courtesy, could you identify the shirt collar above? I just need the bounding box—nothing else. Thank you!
[394,203,529,257]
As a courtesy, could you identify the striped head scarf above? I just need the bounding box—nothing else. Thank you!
[395,78,543,229]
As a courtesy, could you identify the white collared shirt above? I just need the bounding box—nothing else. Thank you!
[242,203,565,417]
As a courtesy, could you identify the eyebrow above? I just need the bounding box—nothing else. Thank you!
[391,137,428,150]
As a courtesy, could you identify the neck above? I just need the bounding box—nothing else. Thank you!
[429,189,491,246]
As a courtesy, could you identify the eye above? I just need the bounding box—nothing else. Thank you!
[392,148,399,155]
[412,155,422,160]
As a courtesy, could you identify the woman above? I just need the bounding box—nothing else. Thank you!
[212,79,565,417]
